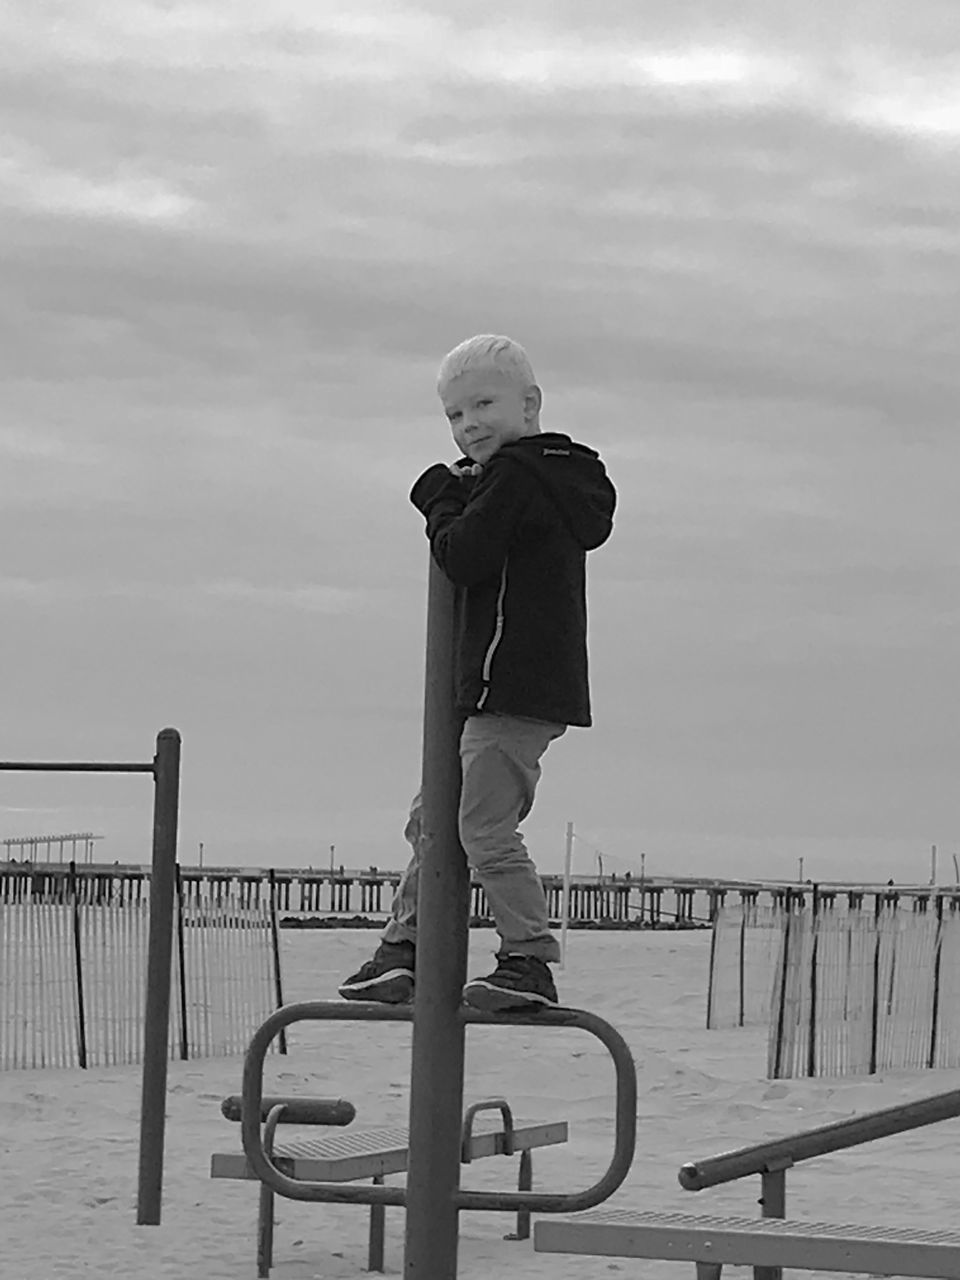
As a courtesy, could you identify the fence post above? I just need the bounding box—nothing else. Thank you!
[705,910,718,1030]
[175,865,189,1061]
[268,869,287,1055]
[137,727,182,1226]
[771,891,793,1079]
[806,885,819,1078]
[869,895,882,1075]
[928,895,944,1070]
[70,861,88,1070]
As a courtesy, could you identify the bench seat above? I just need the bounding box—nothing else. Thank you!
[212,1120,567,1183]
[215,1118,568,1275]
[534,1206,960,1278]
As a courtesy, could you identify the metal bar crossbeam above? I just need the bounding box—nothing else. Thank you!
[0,761,155,772]
[679,1086,960,1190]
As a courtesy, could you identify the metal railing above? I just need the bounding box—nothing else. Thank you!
[678,1084,960,1280]
[239,999,637,1215]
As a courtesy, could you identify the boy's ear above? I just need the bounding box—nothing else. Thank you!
[524,384,542,423]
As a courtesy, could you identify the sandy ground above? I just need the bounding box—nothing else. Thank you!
[3,927,960,1279]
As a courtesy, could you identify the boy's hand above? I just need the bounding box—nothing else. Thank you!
[410,462,470,516]
[448,462,483,478]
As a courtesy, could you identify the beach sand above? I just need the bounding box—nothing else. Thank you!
[3,927,959,1279]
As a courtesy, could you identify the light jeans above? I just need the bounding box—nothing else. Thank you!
[381,712,566,963]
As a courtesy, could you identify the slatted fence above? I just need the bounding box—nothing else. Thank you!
[0,866,284,1069]
[769,897,960,1078]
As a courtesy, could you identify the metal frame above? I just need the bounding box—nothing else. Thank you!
[678,1084,960,1280]
[238,999,637,1218]
[363,552,638,1276]
[215,1093,566,1274]
[0,728,181,1225]
[533,1208,960,1277]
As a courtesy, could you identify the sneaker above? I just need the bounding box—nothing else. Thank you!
[462,954,558,1012]
[338,941,415,1003]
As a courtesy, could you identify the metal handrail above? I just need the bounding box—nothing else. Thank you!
[679,1085,960,1191]
[240,1000,637,1214]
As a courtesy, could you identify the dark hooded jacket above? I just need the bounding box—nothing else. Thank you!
[410,432,616,727]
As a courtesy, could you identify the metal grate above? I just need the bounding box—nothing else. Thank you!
[274,1127,409,1161]
[541,1207,960,1247]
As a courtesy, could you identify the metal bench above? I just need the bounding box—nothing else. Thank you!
[213,1094,568,1276]
[534,1206,960,1278]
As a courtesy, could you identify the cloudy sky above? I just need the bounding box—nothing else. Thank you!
[2,2,958,886]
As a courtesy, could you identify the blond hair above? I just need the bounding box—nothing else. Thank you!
[437,334,536,394]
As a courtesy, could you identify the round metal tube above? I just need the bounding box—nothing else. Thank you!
[0,761,155,772]
[136,727,182,1225]
[679,1086,960,1191]
[239,1000,638,1214]
[404,557,470,1278]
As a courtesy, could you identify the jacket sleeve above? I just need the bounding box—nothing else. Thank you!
[409,457,533,586]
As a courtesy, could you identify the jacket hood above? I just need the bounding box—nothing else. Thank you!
[492,432,616,550]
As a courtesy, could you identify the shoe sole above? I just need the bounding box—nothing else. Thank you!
[338,969,414,1004]
[461,979,558,1013]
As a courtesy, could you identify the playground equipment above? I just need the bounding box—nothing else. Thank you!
[235,558,638,1277]
[213,1089,568,1274]
[535,1081,960,1278]
[534,1208,960,1277]
[0,731,181,1224]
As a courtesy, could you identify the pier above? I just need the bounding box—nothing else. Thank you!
[3,862,957,929]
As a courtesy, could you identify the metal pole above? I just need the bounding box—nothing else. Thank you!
[137,727,182,1225]
[403,557,469,1279]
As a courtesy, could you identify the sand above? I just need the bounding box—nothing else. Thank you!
[3,927,960,1279]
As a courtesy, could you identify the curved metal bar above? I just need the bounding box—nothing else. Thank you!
[460,1098,515,1162]
[240,1000,637,1212]
[241,1002,413,1206]
[456,1006,637,1213]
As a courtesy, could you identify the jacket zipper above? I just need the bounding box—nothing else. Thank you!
[476,561,508,710]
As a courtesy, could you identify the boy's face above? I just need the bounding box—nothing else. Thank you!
[440,367,540,465]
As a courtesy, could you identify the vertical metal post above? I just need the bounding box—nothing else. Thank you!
[137,727,182,1225]
[755,1164,787,1280]
[403,558,470,1279]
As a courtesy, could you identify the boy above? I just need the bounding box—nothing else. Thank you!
[339,334,616,1011]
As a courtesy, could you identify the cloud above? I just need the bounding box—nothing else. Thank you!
[0,136,196,224]
[1,0,958,875]
[0,573,372,615]
[203,579,369,613]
